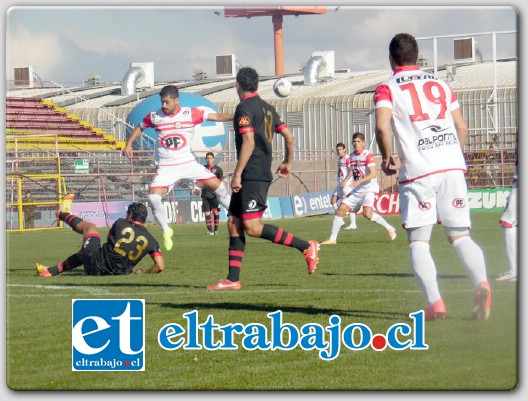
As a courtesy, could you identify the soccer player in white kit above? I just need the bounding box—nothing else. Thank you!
[497,142,518,282]
[321,133,397,245]
[375,33,491,320]
[123,85,233,251]
[330,143,357,229]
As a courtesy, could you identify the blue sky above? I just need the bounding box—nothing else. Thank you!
[4,4,518,85]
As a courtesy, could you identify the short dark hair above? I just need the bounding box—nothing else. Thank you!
[236,67,259,92]
[127,202,148,223]
[159,85,179,99]
[205,152,214,158]
[389,33,419,66]
[336,143,346,150]
[352,132,365,141]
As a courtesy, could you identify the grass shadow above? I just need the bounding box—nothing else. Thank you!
[157,301,409,320]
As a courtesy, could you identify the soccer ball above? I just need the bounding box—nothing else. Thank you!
[273,78,293,98]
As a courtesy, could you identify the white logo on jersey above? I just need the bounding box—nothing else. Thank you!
[418,201,431,211]
[151,112,162,125]
[452,198,466,208]
[160,133,187,150]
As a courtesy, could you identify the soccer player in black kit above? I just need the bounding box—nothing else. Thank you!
[207,67,320,290]
[35,194,165,276]
[201,152,223,235]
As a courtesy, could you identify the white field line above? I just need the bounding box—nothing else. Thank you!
[7,283,113,295]
[6,283,508,297]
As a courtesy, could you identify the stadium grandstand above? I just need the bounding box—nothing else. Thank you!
[6,39,517,230]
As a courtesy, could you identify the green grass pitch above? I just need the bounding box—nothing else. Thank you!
[5,212,517,390]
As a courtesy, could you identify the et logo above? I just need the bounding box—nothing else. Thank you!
[72,299,145,371]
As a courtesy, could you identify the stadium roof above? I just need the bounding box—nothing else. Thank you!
[6,58,517,113]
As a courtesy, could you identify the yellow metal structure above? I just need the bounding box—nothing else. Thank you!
[6,130,125,151]
[5,156,67,231]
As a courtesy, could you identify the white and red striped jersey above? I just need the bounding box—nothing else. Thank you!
[374,66,466,183]
[350,148,379,193]
[140,106,209,166]
[337,153,351,184]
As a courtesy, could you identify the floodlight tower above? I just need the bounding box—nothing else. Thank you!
[224,6,327,76]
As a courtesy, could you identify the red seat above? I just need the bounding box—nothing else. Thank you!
[6,98,47,108]
[6,97,111,145]
[6,114,71,124]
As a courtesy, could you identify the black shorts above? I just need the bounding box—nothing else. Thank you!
[81,234,107,276]
[201,196,220,213]
[228,180,270,220]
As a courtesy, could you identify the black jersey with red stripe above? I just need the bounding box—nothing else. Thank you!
[202,164,223,199]
[234,93,287,182]
[100,218,162,275]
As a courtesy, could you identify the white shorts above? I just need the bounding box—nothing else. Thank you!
[341,191,375,213]
[399,170,471,229]
[500,182,517,227]
[332,183,353,200]
[151,161,216,192]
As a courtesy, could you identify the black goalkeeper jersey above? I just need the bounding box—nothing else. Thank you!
[99,218,161,275]
[234,93,287,182]
[201,164,224,199]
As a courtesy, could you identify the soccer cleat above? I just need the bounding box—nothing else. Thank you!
[56,193,76,217]
[163,227,174,251]
[424,299,447,321]
[206,279,242,291]
[387,227,397,240]
[321,239,337,245]
[471,281,491,320]
[344,224,357,230]
[303,240,320,274]
[35,263,52,278]
[496,272,517,281]
[214,231,219,236]
[208,231,215,236]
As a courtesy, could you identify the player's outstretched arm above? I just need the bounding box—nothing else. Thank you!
[232,132,255,192]
[451,108,469,150]
[375,107,398,176]
[276,127,294,177]
[208,113,234,122]
[340,168,354,188]
[122,125,144,158]
[134,255,165,274]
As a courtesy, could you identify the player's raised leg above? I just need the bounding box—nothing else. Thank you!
[37,194,90,277]
[148,189,173,251]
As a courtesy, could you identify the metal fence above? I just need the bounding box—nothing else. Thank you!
[6,142,515,224]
